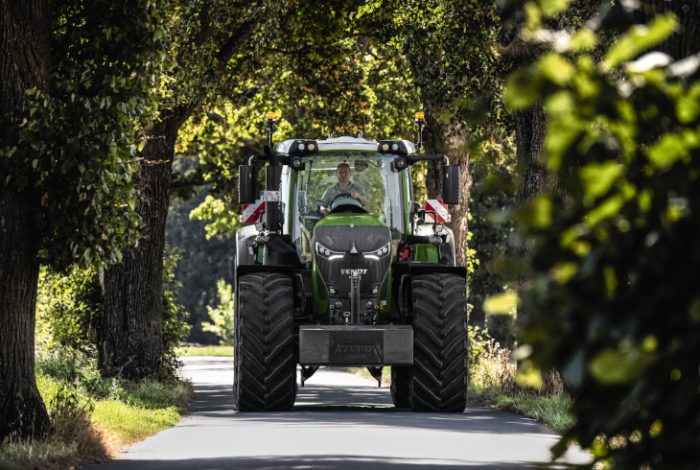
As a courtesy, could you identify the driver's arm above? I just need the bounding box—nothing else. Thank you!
[319,187,333,211]
[351,184,367,204]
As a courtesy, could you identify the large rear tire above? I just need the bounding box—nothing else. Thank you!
[234,272,297,411]
[410,273,468,412]
[390,366,412,408]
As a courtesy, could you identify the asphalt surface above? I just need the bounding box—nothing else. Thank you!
[91,356,590,469]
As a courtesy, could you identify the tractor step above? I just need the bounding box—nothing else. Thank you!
[299,325,413,366]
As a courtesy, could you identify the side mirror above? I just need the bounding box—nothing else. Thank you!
[239,165,256,204]
[442,165,460,205]
[354,160,369,172]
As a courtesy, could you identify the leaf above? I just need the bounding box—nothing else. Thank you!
[516,360,543,390]
[518,196,553,228]
[550,262,577,284]
[602,14,678,71]
[538,0,571,17]
[586,187,634,227]
[545,119,581,171]
[579,162,623,206]
[504,68,541,111]
[570,29,597,52]
[589,349,639,384]
[603,266,617,298]
[539,53,575,85]
[647,134,687,169]
[483,290,518,315]
[676,83,700,124]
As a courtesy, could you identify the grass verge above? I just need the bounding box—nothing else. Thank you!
[176,344,233,356]
[469,336,574,433]
[0,354,191,470]
[469,385,574,433]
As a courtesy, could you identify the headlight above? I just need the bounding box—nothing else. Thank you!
[363,242,391,261]
[315,242,344,260]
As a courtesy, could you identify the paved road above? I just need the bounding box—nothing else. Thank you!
[93,357,589,469]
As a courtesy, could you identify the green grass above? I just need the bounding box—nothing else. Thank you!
[92,400,182,444]
[0,372,191,469]
[176,344,233,356]
[470,385,574,433]
[92,379,191,445]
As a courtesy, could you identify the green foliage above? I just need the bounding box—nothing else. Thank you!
[1,0,169,269]
[36,267,102,354]
[35,245,189,378]
[467,325,492,366]
[468,136,517,326]
[166,187,231,343]
[161,247,191,376]
[202,280,235,345]
[183,41,419,238]
[509,6,700,467]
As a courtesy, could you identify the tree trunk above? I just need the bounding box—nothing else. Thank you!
[99,106,191,380]
[0,192,50,441]
[514,105,548,202]
[642,1,700,59]
[0,0,51,441]
[422,115,472,267]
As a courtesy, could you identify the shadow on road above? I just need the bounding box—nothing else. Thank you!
[100,454,579,469]
[187,381,555,437]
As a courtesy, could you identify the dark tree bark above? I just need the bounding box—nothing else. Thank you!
[98,11,259,381]
[422,114,472,267]
[99,106,191,379]
[514,105,548,203]
[0,0,51,441]
[642,0,700,59]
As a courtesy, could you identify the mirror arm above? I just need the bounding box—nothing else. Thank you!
[248,153,290,166]
[406,154,450,165]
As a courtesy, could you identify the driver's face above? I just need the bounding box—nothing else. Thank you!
[337,165,351,183]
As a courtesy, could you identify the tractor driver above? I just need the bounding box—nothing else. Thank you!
[320,162,366,211]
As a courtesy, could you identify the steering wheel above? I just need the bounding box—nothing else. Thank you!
[331,192,354,203]
[330,192,364,212]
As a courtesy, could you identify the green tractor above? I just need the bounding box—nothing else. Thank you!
[234,114,467,412]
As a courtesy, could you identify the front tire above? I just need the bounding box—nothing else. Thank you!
[410,273,468,412]
[234,272,297,411]
[390,366,412,408]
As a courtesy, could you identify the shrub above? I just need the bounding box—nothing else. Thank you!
[36,266,102,354]
[161,247,191,377]
[202,280,234,345]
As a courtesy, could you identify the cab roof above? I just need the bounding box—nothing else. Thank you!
[276,136,417,155]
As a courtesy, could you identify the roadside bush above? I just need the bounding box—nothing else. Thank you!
[161,247,192,377]
[202,279,234,345]
[36,266,102,354]
[470,337,516,392]
[508,3,700,467]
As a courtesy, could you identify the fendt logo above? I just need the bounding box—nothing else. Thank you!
[341,268,367,275]
[335,344,377,355]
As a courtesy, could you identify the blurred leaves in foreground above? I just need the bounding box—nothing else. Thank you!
[507,1,700,467]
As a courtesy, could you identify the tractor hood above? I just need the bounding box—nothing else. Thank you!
[312,213,392,325]
[313,213,391,253]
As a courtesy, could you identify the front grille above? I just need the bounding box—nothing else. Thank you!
[317,254,389,294]
[313,224,392,296]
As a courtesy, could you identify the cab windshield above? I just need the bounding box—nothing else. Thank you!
[292,154,405,255]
